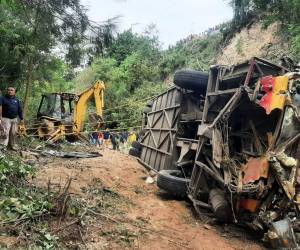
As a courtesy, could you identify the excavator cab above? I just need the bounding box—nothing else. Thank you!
[37,93,76,122]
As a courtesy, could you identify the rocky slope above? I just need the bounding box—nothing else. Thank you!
[216,22,289,65]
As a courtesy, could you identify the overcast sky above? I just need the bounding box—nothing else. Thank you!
[81,0,233,48]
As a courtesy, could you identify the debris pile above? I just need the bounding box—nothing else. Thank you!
[193,67,300,248]
[138,57,300,248]
[40,149,102,158]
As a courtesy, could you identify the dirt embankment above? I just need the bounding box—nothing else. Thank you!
[32,149,263,249]
[217,22,289,65]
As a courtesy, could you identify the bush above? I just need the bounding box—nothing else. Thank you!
[0,156,53,222]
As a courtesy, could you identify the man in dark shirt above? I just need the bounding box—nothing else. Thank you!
[110,132,120,150]
[0,87,23,150]
[91,131,99,145]
[103,129,110,148]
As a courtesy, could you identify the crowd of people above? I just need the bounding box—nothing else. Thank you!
[88,129,138,152]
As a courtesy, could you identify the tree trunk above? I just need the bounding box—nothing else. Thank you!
[23,59,33,119]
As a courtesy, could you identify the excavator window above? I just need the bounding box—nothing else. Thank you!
[61,98,73,122]
[38,93,77,122]
[38,94,55,118]
[37,94,62,120]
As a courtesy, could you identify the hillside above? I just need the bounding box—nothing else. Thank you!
[165,21,291,69]
[217,22,289,65]
[70,0,300,130]
[71,21,293,130]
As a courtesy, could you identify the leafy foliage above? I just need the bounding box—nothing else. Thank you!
[0,0,118,116]
[73,29,167,129]
[0,156,35,190]
[0,156,52,222]
[252,0,300,59]
[74,28,223,129]
[0,154,79,249]
[105,82,167,129]
[107,28,161,65]
[160,33,222,77]
[0,156,58,248]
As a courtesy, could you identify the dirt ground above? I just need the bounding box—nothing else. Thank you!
[33,148,264,250]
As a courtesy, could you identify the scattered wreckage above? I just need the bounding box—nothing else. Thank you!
[39,150,102,158]
[136,57,300,248]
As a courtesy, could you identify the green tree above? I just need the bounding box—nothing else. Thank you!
[73,28,164,129]
[108,28,161,65]
[0,0,118,118]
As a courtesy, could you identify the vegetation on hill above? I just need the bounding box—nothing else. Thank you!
[0,0,117,119]
[1,0,300,126]
[160,33,222,77]
[74,28,223,129]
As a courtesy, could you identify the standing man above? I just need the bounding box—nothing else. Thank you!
[91,131,99,146]
[110,132,117,150]
[0,87,23,150]
[103,128,110,148]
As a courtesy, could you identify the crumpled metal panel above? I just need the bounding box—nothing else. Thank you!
[239,199,260,212]
[259,75,289,114]
[242,157,269,184]
[267,219,298,249]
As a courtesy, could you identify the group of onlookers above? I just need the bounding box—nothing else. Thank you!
[89,129,138,151]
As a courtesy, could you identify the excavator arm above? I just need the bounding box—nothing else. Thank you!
[73,80,105,133]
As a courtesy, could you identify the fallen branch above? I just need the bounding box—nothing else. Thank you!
[86,208,119,223]
[0,212,50,226]
[78,226,87,249]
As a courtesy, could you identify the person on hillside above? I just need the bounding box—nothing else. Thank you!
[0,87,23,150]
[135,130,140,141]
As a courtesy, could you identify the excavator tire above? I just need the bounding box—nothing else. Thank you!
[157,170,190,197]
[174,69,208,94]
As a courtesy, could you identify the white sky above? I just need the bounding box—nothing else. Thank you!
[81,0,233,48]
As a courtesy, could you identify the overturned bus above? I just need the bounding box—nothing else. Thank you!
[135,57,300,248]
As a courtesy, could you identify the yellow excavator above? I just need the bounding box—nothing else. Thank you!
[21,80,105,142]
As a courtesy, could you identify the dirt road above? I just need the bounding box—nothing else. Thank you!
[35,148,263,250]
